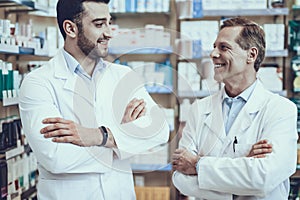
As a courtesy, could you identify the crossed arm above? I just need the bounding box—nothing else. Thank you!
[172,139,273,175]
[40,98,146,148]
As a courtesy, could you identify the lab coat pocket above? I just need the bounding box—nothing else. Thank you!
[234,144,252,157]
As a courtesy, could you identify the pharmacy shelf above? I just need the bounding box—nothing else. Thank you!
[131,163,172,172]
[177,49,288,61]
[203,8,289,16]
[178,90,216,98]
[146,85,173,94]
[0,45,49,57]
[0,145,24,160]
[21,0,48,11]
[0,0,27,8]
[178,90,287,98]
[0,0,47,12]
[178,8,289,20]
[265,49,288,57]
[109,46,173,55]
[2,97,18,106]
[111,12,170,17]
[292,5,300,10]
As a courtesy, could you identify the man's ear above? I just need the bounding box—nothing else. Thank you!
[247,47,258,64]
[63,20,77,38]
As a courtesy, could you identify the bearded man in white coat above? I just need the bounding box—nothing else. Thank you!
[172,17,298,200]
[19,0,169,199]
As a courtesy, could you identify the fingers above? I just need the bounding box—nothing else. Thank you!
[131,101,146,119]
[40,118,76,140]
[42,117,72,124]
[252,145,272,155]
[121,98,146,123]
[43,129,71,138]
[248,139,273,158]
[40,123,69,134]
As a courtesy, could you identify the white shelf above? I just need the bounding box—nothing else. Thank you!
[109,46,173,55]
[2,97,19,106]
[131,163,172,172]
[178,90,287,98]
[0,43,19,54]
[0,45,50,57]
[0,0,46,11]
[265,49,288,57]
[201,8,289,17]
[178,90,215,98]
[1,145,25,160]
[146,85,173,94]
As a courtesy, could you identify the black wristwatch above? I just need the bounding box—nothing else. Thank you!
[98,126,108,146]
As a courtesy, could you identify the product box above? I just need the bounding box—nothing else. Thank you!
[134,186,170,200]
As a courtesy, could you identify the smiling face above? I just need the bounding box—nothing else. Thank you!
[76,2,112,59]
[210,26,256,86]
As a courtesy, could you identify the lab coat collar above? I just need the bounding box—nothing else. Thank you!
[203,80,270,141]
[52,49,94,105]
[227,81,271,138]
[53,49,74,79]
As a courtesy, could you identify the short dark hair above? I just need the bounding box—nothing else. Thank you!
[221,17,265,71]
[56,0,110,40]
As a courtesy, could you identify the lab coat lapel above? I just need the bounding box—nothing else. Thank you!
[53,49,94,106]
[203,92,226,142]
[227,81,270,137]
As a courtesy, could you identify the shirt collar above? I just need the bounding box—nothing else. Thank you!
[62,49,107,77]
[62,49,79,74]
[222,80,257,102]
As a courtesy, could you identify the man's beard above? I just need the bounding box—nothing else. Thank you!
[77,31,108,59]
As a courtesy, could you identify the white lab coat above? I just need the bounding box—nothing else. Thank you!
[19,49,169,200]
[173,81,298,200]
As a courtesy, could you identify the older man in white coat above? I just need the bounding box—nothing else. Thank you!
[19,0,169,199]
[172,17,298,200]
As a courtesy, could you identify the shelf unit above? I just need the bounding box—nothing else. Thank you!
[109,2,178,199]
[0,1,50,200]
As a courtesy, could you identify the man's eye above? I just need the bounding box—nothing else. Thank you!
[95,23,104,27]
[220,45,228,50]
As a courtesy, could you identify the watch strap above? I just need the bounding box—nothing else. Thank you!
[98,126,108,146]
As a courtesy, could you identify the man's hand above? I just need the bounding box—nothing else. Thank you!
[121,98,146,124]
[40,117,104,147]
[247,139,272,158]
[172,148,199,175]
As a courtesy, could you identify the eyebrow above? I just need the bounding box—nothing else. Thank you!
[219,42,232,48]
[91,17,112,23]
